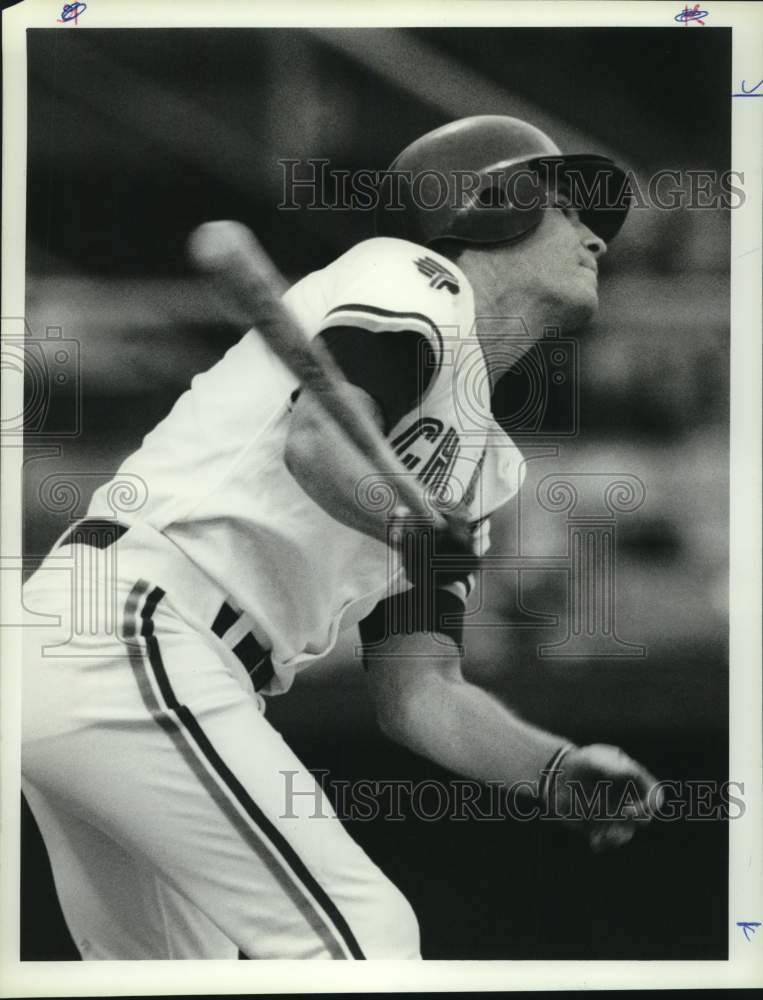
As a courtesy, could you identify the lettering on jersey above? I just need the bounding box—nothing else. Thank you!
[414,257,460,295]
[391,416,462,503]
[391,417,444,471]
[419,426,461,500]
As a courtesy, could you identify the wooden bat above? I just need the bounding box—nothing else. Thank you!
[187,220,451,533]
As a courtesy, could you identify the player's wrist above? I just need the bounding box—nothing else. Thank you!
[537,742,577,816]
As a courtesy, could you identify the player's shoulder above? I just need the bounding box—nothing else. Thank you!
[334,236,467,289]
[324,237,474,323]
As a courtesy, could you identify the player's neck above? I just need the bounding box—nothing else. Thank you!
[460,257,551,391]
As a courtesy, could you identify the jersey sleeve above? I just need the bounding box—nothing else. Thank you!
[357,578,472,665]
[317,325,438,434]
[311,238,468,433]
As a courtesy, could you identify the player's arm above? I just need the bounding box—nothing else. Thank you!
[360,599,661,851]
[361,591,565,786]
[284,325,435,544]
[284,378,394,544]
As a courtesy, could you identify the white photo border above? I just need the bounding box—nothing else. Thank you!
[2,0,761,994]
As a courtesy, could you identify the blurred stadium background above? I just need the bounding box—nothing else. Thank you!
[22,28,729,960]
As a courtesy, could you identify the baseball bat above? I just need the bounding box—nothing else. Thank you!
[187,220,450,532]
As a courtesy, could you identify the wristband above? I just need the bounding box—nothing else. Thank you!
[538,742,575,811]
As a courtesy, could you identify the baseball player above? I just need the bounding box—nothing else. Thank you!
[21,115,659,960]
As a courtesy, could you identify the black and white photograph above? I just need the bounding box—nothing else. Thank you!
[1,0,761,994]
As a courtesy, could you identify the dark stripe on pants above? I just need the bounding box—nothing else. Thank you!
[123,580,365,960]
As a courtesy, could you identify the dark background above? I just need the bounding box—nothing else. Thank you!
[22,28,730,960]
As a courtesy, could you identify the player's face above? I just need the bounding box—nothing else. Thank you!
[502,191,608,328]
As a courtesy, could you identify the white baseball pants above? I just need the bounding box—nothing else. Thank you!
[21,530,420,960]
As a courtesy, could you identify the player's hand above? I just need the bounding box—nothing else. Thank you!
[389,508,479,588]
[546,744,662,853]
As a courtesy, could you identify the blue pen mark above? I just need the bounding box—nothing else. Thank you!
[674,3,708,24]
[57,2,87,23]
[732,80,763,98]
[737,921,761,942]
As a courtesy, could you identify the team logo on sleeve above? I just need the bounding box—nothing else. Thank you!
[414,257,460,295]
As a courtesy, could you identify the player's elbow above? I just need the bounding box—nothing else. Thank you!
[377,695,429,748]
[376,669,462,751]
[373,681,410,745]
[371,642,465,748]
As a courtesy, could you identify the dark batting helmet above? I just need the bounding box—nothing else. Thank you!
[375,115,630,247]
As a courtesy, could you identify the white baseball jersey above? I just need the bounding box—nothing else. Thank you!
[88,237,525,692]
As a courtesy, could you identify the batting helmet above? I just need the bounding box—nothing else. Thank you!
[375,115,630,247]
